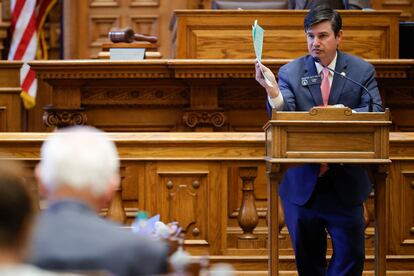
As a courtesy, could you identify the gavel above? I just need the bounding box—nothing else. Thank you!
[108,27,158,43]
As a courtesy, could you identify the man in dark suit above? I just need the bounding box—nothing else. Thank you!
[288,0,372,9]
[29,126,169,276]
[255,6,382,276]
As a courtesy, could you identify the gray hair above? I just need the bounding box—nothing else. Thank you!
[38,126,120,197]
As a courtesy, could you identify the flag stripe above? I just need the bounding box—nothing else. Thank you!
[13,12,37,60]
[9,0,25,35]
[21,69,36,91]
[8,0,57,109]
[8,0,36,60]
[20,62,31,84]
[23,30,38,60]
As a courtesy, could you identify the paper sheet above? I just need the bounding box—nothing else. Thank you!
[252,20,273,87]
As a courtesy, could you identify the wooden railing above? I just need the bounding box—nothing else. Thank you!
[1,131,413,273]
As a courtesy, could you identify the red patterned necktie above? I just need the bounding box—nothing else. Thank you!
[319,163,329,177]
[319,67,331,176]
[321,67,330,106]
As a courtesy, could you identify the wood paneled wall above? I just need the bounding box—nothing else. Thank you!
[2,0,412,60]
[62,0,189,59]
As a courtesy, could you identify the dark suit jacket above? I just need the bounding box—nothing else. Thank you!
[274,51,382,206]
[288,0,372,9]
[29,200,169,276]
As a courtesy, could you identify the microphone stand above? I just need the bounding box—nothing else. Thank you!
[313,57,374,112]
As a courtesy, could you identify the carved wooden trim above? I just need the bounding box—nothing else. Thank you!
[107,169,126,224]
[0,106,6,131]
[129,15,160,38]
[129,0,159,7]
[237,167,259,243]
[376,71,407,78]
[107,187,126,223]
[174,72,254,79]
[37,71,171,79]
[82,86,189,107]
[29,59,414,79]
[183,110,226,128]
[43,106,87,128]
[157,170,208,239]
[89,15,120,48]
[90,0,120,7]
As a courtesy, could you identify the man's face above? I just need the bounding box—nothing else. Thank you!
[306,20,342,65]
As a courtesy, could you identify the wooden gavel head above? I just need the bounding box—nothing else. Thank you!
[108,27,135,43]
[108,27,158,43]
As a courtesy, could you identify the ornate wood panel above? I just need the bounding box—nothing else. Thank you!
[0,61,22,131]
[27,59,414,132]
[373,0,414,21]
[62,0,188,59]
[389,132,414,256]
[171,10,401,59]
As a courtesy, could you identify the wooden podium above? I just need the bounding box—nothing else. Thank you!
[264,107,391,276]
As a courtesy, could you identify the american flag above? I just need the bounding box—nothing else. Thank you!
[8,0,57,108]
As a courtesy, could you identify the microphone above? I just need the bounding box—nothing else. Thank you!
[313,56,375,112]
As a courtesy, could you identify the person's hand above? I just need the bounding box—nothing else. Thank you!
[255,60,280,98]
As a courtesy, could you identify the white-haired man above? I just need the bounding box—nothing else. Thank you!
[29,126,168,276]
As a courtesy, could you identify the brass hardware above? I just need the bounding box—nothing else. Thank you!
[192,180,200,189]
[192,227,200,236]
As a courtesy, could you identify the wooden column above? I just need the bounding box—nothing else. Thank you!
[237,167,264,248]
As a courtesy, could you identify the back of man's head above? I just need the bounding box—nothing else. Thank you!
[37,126,120,198]
[0,161,33,250]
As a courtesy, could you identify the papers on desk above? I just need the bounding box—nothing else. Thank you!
[252,20,273,87]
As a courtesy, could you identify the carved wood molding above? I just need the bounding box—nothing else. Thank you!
[376,70,408,78]
[90,0,120,7]
[37,71,171,79]
[237,167,259,242]
[158,170,208,240]
[183,109,226,128]
[82,86,189,106]
[43,106,87,128]
[29,59,414,80]
[174,72,254,79]
[0,106,6,131]
[129,0,159,7]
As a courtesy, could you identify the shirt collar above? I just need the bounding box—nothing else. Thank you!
[315,51,337,75]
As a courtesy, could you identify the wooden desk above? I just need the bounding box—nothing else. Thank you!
[28,59,414,132]
[170,10,401,59]
[0,131,413,274]
[264,108,391,275]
